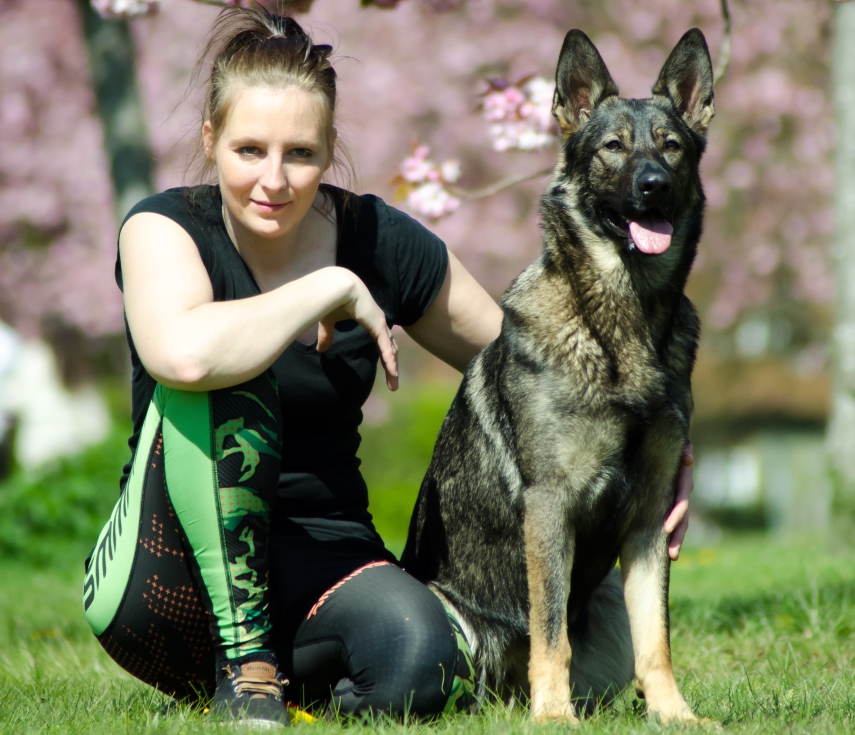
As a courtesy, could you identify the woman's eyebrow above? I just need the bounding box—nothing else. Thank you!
[228,136,317,147]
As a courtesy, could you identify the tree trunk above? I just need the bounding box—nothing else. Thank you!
[827,0,855,541]
[77,0,154,223]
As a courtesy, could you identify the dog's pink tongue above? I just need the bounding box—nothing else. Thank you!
[629,217,673,254]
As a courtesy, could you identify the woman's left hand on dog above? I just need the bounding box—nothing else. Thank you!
[664,443,694,561]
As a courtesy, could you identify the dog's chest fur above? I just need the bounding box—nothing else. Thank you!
[498,208,696,500]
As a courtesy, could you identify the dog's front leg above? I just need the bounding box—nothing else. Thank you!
[524,490,577,723]
[619,532,695,724]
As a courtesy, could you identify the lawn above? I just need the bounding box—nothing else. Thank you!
[2,378,854,732]
[2,534,855,734]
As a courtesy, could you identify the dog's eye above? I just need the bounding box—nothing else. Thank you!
[664,140,681,152]
[604,140,623,152]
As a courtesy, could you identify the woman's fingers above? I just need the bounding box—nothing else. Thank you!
[317,276,398,389]
[377,326,399,391]
[316,319,336,352]
[668,515,690,561]
[665,444,694,560]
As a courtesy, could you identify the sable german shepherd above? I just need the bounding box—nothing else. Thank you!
[402,28,715,724]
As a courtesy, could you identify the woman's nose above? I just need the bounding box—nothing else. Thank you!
[259,155,286,190]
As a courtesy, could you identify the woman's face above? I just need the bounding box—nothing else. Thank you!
[204,85,332,242]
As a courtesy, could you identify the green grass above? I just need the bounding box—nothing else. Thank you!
[2,534,855,733]
[3,381,855,731]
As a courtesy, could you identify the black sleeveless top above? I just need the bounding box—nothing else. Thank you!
[116,184,448,554]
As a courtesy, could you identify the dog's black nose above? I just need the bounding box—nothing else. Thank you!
[636,164,672,199]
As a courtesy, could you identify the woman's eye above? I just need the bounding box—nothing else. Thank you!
[604,140,623,152]
[237,146,261,156]
[290,148,313,158]
[664,140,681,152]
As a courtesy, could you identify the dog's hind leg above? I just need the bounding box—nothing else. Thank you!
[524,490,578,724]
[568,568,635,715]
[619,532,695,724]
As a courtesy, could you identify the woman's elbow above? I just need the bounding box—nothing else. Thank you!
[144,345,211,390]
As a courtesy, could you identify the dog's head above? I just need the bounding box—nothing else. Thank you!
[550,28,714,267]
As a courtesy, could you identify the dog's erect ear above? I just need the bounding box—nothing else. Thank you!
[553,29,619,138]
[652,28,715,136]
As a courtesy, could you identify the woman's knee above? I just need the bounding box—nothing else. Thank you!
[332,567,463,716]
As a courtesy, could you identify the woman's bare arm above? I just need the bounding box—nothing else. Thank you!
[404,251,503,372]
[120,212,397,392]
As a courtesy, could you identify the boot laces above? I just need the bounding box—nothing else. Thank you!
[226,665,287,700]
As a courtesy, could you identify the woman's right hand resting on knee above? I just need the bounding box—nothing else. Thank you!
[119,211,398,393]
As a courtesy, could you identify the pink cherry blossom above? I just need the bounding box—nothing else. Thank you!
[482,76,558,152]
[394,145,461,220]
[407,182,460,219]
[91,0,159,19]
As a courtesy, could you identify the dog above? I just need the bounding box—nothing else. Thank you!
[401,28,714,724]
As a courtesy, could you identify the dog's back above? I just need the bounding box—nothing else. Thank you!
[403,28,715,724]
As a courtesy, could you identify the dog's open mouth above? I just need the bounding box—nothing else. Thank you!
[603,208,673,255]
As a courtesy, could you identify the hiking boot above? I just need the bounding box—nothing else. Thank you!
[211,661,290,729]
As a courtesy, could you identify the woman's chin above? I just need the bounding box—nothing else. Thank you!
[245,216,292,239]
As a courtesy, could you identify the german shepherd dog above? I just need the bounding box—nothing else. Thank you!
[402,28,715,724]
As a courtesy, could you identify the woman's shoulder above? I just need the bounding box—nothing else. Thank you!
[116,186,225,291]
[121,185,221,233]
[328,185,440,248]
[330,186,448,327]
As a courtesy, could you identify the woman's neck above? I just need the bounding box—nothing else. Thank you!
[222,188,337,294]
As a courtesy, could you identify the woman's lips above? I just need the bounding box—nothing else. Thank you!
[251,199,287,212]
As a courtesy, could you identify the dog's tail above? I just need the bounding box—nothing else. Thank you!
[568,568,635,714]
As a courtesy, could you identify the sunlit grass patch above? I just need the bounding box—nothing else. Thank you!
[2,534,855,733]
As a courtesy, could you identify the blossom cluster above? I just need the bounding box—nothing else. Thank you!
[394,146,461,220]
[481,76,558,152]
[91,0,159,19]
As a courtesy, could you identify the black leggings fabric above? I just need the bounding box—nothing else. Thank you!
[275,559,463,716]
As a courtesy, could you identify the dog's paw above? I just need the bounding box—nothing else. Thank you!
[685,717,721,732]
[530,671,578,724]
[532,706,580,725]
[648,702,697,725]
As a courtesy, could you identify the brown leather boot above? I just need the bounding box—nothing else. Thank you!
[211,661,290,729]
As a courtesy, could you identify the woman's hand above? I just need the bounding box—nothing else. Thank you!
[664,443,694,561]
[317,275,399,391]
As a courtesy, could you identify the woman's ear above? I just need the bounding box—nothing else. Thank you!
[202,121,215,160]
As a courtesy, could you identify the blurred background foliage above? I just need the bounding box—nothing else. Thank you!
[0,0,847,558]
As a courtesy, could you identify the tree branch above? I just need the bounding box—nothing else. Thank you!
[447,166,553,200]
[714,0,732,84]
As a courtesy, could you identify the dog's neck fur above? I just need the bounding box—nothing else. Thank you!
[503,178,695,380]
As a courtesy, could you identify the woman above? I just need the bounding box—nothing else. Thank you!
[82,5,693,727]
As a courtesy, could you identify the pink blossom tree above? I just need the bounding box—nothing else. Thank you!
[0,0,124,346]
[0,0,836,404]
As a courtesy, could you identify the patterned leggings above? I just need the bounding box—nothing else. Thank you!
[82,373,474,716]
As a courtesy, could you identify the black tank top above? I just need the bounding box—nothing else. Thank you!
[116,184,448,555]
